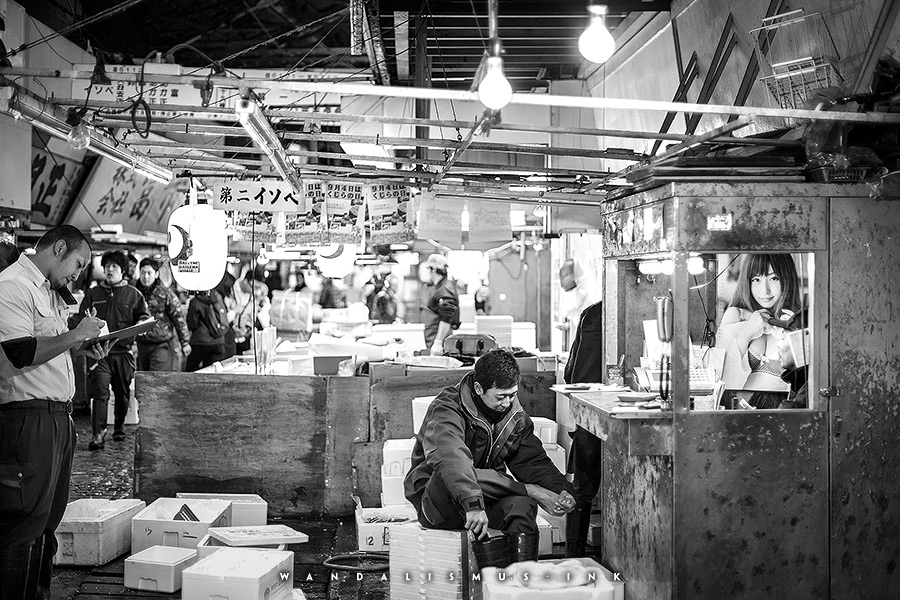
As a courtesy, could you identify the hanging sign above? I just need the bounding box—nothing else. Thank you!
[418,191,463,245]
[468,201,511,243]
[229,210,278,244]
[284,180,326,246]
[211,181,302,213]
[30,137,87,227]
[167,203,228,291]
[324,181,365,245]
[368,183,414,245]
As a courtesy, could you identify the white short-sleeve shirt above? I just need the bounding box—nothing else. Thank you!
[0,254,75,403]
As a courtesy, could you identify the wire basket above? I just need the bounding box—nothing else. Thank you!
[806,166,869,183]
[760,58,842,110]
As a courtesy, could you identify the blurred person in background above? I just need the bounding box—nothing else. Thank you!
[75,250,149,450]
[233,269,271,355]
[135,257,190,371]
[366,273,398,324]
[421,254,460,355]
[185,282,229,372]
[318,277,347,309]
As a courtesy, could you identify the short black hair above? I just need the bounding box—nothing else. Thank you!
[139,257,160,272]
[473,349,520,390]
[35,225,90,257]
[101,250,129,272]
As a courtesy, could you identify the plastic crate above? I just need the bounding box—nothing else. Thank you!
[807,166,869,183]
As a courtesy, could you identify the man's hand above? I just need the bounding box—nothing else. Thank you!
[430,341,444,356]
[465,509,490,540]
[82,340,113,360]
[525,484,568,517]
[553,490,575,515]
[72,312,106,343]
[182,343,192,356]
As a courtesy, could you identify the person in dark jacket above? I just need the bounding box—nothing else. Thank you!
[404,349,575,565]
[421,253,460,354]
[76,250,150,449]
[563,301,605,558]
[135,257,190,371]
[185,288,229,372]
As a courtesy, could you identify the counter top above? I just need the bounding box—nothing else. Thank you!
[565,390,673,421]
[564,390,673,456]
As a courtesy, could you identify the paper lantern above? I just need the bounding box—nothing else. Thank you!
[315,244,357,279]
[167,203,228,291]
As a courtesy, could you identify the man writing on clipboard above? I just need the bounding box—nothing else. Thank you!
[0,225,112,600]
[75,250,150,450]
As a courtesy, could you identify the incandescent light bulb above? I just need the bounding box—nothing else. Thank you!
[67,121,90,150]
[578,5,616,65]
[478,56,513,110]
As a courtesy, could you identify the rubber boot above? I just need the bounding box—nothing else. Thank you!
[506,532,539,565]
[471,533,510,570]
[565,505,593,558]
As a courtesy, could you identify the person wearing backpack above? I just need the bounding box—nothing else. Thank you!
[185,288,228,372]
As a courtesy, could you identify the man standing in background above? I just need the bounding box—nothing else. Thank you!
[422,253,460,355]
[0,225,109,599]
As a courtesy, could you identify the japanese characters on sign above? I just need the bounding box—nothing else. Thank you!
[418,191,463,245]
[31,139,87,226]
[229,210,278,245]
[284,180,326,246]
[468,201,512,243]
[211,181,302,213]
[325,181,365,245]
[368,183,414,245]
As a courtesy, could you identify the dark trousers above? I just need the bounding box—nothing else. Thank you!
[416,466,538,535]
[89,352,135,436]
[137,338,180,372]
[565,426,603,556]
[0,401,75,599]
[185,344,227,372]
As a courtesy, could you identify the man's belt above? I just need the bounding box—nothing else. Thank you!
[0,399,73,414]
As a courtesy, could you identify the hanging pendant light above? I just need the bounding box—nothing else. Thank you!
[579,4,616,65]
[65,107,90,150]
[477,37,513,111]
[168,185,228,291]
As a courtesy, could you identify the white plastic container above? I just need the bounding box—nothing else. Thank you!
[382,438,416,476]
[535,514,552,556]
[176,493,268,526]
[131,498,232,554]
[542,443,566,475]
[54,498,146,566]
[196,534,288,559]
[207,524,308,547]
[182,548,294,600]
[411,396,435,433]
[381,464,409,507]
[481,558,624,600]
[124,545,198,593]
[531,417,558,445]
[353,496,417,552]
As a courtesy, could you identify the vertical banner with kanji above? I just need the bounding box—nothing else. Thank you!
[368,183,414,245]
[324,181,365,245]
[468,200,511,243]
[418,191,463,245]
[282,179,325,245]
[30,137,87,226]
[229,211,278,244]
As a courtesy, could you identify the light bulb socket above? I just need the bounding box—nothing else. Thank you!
[587,4,608,17]
[487,37,504,58]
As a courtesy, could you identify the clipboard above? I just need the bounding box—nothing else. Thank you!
[76,318,157,352]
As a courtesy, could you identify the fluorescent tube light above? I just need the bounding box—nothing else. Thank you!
[235,97,303,194]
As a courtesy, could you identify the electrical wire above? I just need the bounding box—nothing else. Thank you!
[323,551,389,573]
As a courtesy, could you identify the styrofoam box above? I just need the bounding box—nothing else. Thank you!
[176,493,267,526]
[537,509,566,545]
[536,514,552,556]
[481,557,624,600]
[125,545,198,593]
[182,548,294,600]
[411,396,435,433]
[380,464,409,507]
[132,498,233,554]
[54,498,146,566]
[355,503,417,552]
[531,417,558,445]
[383,438,416,476]
[389,521,482,600]
[196,534,287,559]
[587,513,603,547]
[543,443,566,475]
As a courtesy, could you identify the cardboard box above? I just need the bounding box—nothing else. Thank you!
[353,497,417,552]
[312,354,352,375]
[389,521,482,600]
[132,498,232,554]
[54,498,146,566]
[411,396,435,433]
[196,534,287,559]
[125,545,198,593]
[182,548,294,600]
[542,443,566,475]
[176,493,268,526]
[481,557,624,600]
[531,417,558,445]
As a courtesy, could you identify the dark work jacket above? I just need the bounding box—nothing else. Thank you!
[422,276,460,347]
[564,301,603,384]
[77,281,149,353]
[135,280,189,345]
[404,372,573,514]
[186,291,228,347]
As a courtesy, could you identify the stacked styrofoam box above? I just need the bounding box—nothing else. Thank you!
[531,417,558,445]
[182,548,294,600]
[411,396,435,434]
[176,493,267,526]
[537,509,566,545]
[195,524,306,559]
[535,514,552,556]
[389,521,482,600]
[124,545,198,593]
[476,315,513,347]
[131,498,233,553]
[543,444,566,475]
[54,498,146,565]
[381,438,416,507]
[480,557,624,600]
[196,534,287,559]
[354,497,418,552]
